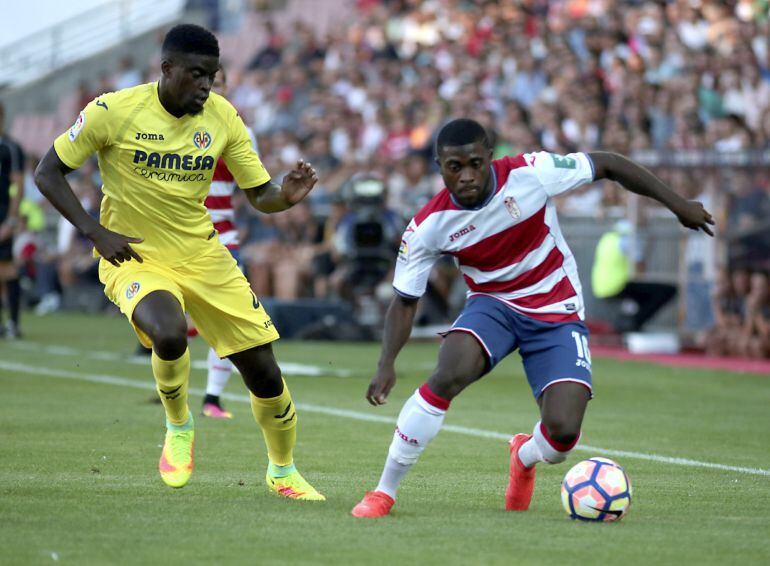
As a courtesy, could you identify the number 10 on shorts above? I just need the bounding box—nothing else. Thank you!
[572,331,591,369]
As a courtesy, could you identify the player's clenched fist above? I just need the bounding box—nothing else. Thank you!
[88,225,143,266]
[280,159,318,205]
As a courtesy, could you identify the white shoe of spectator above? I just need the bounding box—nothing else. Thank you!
[35,293,61,316]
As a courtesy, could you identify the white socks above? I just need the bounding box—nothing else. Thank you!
[205,348,233,397]
[517,420,580,468]
[375,458,411,499]
[375,385,449,499]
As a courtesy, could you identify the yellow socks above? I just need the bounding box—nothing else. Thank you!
[250,378,296,466]
[152,348,191,426]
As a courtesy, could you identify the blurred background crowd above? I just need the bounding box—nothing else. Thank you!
[2,0,770,356]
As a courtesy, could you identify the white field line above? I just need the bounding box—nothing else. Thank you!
[1,359,769,478]
[6,340,351,377]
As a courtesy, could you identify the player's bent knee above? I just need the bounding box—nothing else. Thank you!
[150,324,188,359]
[426,371,472,401]
[231,346,284,397]
[541,417,580,447]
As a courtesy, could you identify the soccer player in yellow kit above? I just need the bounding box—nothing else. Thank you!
[34,24,324,500]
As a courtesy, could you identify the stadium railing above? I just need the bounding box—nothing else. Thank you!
[0,0,185,89]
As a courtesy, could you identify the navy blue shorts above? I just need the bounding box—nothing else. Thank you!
[446,295,592,399]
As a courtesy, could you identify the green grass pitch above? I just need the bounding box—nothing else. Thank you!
[1,313,769,565]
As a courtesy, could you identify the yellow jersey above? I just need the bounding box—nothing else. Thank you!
[54,82,270,265]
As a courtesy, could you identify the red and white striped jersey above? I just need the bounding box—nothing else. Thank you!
[205,127,258,250]
[393,152,595,322]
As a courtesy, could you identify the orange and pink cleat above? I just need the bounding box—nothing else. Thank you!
[351,491,395,518]
[505,433,535,511]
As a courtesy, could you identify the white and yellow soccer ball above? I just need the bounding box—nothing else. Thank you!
[561,457,632,522]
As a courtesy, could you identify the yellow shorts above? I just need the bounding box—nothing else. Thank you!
[99,246,279,358]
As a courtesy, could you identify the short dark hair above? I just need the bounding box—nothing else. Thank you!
[162,24,219,58]
[436,119,490,153]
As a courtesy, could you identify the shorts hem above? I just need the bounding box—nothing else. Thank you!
[441,327,494,366]
[215,333,280,359]
[537,378,593,399]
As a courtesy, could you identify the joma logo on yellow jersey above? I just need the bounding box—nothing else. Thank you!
[135,132,165,141]
[133,150,215,171]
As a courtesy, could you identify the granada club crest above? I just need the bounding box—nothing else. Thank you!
[193,130,212,150]
[504,196,521,219]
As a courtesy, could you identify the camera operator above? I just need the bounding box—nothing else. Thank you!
[330,174,403,308]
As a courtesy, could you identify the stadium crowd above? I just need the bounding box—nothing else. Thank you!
[4,0,770,355]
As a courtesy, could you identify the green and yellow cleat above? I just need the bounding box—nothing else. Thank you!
[266,469,325,501]
[159,427,195,488]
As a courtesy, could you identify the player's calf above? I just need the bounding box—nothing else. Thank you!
[506,421,582,511]
[352,384,449,518]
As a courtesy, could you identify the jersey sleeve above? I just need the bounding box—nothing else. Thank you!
[526,151,595,198]
[246,125,259,154]
[222,111,270,189]
[392,221,440,299]
[53,97,112,169]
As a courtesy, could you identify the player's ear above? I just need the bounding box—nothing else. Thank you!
[160,58,173,79]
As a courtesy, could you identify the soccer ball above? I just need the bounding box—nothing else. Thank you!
[561,457,632,522]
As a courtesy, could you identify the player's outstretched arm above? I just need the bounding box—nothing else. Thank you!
[243,159,318,214]
[588,151,715,236]
[367,294,419,406]
[34,147,143,266]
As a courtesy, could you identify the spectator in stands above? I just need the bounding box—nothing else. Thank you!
[247,20,283,70]
[729,172,770,231]
[94,73,115,96]
[386,152,438,219]
[591,220,677,333]
[311,195,347,299]
[113,56,142,91]
[75,81,94,112]
[705,269,738,357]
[270,201,321,300]
[56,170,101,305]
[0,101,25,338]
[706,267,752,356]
[743,271,770,359]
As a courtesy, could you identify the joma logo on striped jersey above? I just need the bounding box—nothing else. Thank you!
[133,150,215,171]
[449,224,476,243]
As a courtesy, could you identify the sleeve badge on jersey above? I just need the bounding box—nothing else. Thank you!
[125,281,141,300]
[504,196,521,219]
[68,112,86,142]
[398,239,410,263]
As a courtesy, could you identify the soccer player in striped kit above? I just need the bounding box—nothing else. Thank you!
[199,65,257,419]
[352,119,714,517]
